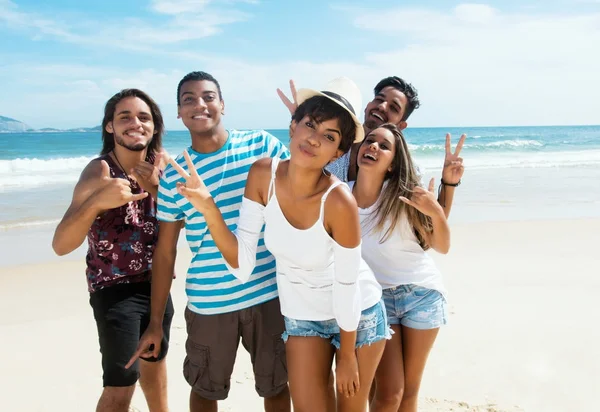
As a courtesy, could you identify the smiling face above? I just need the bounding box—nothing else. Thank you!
[357,126,397,176]
[289,115,343,169]
[104,96,155,152]
[177,80,224,134]
[363,86,409,133]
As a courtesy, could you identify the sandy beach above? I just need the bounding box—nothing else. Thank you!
[1,218,598,411]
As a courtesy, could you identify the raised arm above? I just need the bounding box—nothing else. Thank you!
[438,133,466,218]
[170,151,270,282]
[52,159,148,256]
[276,79,298,116]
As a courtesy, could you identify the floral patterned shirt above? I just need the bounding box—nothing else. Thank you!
[85,154,158,293]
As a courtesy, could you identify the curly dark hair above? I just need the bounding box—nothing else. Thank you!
[374,76,421,121]
[177,71,223,105]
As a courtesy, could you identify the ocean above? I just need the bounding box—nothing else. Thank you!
[2,125,600,264]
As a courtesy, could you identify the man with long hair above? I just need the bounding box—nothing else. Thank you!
[52,89,173,412]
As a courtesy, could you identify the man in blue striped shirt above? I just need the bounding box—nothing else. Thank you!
[131,71,291,411]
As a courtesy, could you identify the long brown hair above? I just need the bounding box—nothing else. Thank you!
[360,123,433,249]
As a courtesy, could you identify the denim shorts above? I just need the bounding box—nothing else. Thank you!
[282,300,391,349]
[383,284,447,330]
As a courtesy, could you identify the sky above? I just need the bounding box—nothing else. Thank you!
[0,0,598,130]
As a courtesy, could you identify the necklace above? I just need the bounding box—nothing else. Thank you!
[111,151,143,214]
[111,150,127,174]
[111,150,138,188]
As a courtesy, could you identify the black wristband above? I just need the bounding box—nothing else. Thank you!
[441,178,461,187]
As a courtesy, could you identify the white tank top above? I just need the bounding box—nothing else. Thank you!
[263,159,382,329]
[348,181,446,297]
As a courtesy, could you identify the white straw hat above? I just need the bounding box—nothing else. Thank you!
[295,76,364,143]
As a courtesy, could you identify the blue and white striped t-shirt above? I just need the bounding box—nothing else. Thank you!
[157,129,289,315]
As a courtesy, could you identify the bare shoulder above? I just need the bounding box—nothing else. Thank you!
[247,157,275,186]
[325,180,358,215]
[246,158,277,204]
[249,157,273,176]
[68,158,107,205]
[324,179,360,247]
[76,158,105,190]
[81,158,105,179]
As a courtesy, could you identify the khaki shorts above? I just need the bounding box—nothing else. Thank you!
[183,298,288,400]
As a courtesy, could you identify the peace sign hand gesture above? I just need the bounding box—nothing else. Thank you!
[442,133,466,185]
[276,79,298,115]
[399,178,445,218]
[170,151,213,213]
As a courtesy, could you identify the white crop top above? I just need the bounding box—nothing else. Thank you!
[227,158,382,331]
[348,181,446,297]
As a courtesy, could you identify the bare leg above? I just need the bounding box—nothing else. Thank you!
[327,370,337,412]
[337,339,386,412]
[96,386,136,412]
[264,385,291,412]
[397,326,439,412]
[370,325,404,412]
[190,391,218,412]
[286,336,335,412]
[138,358,169,412]
[368,379,376,406]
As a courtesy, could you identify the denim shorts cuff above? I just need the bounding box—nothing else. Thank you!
[401,317,447,330]
[282,330,332,343]
[355,328,393,349]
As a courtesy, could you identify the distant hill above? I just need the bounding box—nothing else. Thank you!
[0,116,31,132]
[0,116,101,133]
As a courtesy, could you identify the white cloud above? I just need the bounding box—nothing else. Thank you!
[343,3,600,126]
[1,2,598,128]
[0,60,373,130]
[454,3,497,22]
[0,0,253,49]
[149,0,259,15]
[0,0,85,43]
[150,0,212,15]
